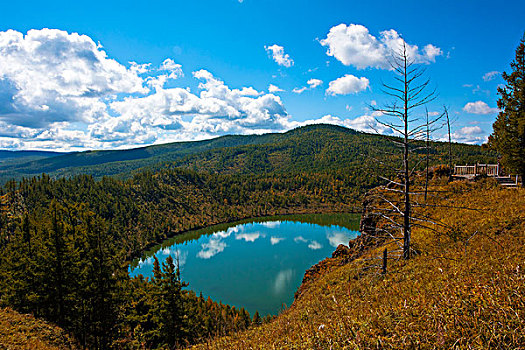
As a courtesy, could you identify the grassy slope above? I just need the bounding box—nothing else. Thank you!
[194,182,525,349]
[0,308,77,349]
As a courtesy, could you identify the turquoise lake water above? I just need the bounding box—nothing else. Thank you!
[129,214,360,316]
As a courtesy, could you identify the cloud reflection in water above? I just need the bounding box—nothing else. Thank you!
[236,232,264,242]
[197,238,227,259]
[326,231,352,247]
[273,269,294,295]
[270,236,285,245]
[308,240,322,250]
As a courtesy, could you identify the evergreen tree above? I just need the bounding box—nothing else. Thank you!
[239,307,251,329]
[252,311,262,326]
[147,255,189,348]
[147,256,164,346]
[160,255,189,347]
[488,33,525,185]
[47,201,67,325]
[82,214,119,348]
[1,220,36,314]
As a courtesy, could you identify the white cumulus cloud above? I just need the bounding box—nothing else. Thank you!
[146,59,184,91]
[320,24,442,70]
[482,71,499,82]
[450,125,486,145]
[292,113,393,135]
[292,87,307,94]
[307,78,323,89]
[104,73,289,145]
[326,74,369,96]
[463,101,498,115]
[159,58,183,78]
[130,62,151,74]
[268,84,284,93]
[0,28,146,130]
[293,78,323,94]
[265,44,294,67]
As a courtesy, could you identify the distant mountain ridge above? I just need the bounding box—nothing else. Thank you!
[0,150,67,160]
[0,150,68,176]
[0,124,494,183]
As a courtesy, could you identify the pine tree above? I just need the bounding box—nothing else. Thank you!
[147,256,164,346]
[82,214,119,348]
[48,201,67,325]
[159,255,188,347]
[252,311,262,326]
[147,255,189,348]
[488,33,525,185]
[2,219,36,314]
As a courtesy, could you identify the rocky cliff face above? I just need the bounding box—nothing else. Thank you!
[294,228,381,300]
[359,193,379,235]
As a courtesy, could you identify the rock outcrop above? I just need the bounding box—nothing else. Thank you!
[295,230,381,300]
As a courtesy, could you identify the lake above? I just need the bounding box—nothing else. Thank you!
[129,213,360,316]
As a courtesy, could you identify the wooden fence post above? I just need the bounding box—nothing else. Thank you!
[382,248,387,274]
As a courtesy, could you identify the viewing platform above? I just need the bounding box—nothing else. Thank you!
[453,164,499,179]
[453,164,521,188]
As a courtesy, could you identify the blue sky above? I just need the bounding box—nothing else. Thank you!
[0,0,523,150]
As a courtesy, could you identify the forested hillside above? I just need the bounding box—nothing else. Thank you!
[0,150,67,170]
[0,125,496,183]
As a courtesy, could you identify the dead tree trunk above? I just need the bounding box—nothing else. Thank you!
[425,108,430,202]
[402,49,411,260]
[382,248,388,274]
[445,106,452,173]
[371,42,440,260]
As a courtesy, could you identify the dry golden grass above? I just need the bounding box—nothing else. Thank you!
[193,182,525,349]
[0,307,77,350]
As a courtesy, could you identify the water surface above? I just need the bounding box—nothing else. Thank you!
[130,213,360,316]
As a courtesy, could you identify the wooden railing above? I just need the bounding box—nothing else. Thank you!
[454,164,499,177]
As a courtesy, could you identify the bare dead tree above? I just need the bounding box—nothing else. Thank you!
[369,42,444,261]
[425,108,430,202]
[444,106,453,173]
